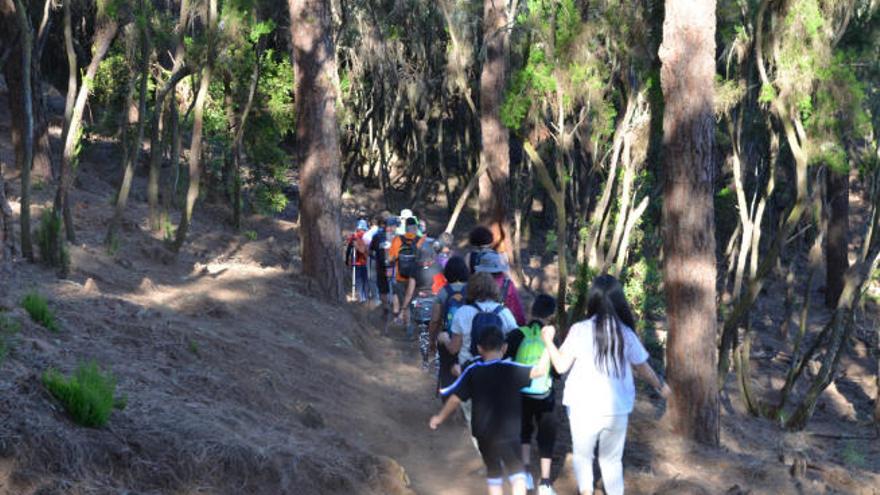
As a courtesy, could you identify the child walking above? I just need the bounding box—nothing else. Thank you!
[541,275,670,495]
[430,326,549,495]
[505,294,559,495]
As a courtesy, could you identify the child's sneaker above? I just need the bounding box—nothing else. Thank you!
[537,484,555,495]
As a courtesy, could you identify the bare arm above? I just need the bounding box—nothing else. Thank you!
[541,326,575,374]
[633,362,671,398]
[427,301,444,353]
[429,394,462,429]
[444,333,463,354]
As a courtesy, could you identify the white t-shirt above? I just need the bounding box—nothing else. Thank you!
[451,301,518,366]
[362,226,379,247]
[560,316,650,415]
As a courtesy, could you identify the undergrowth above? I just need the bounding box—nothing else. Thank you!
[36,211,69,269]
[0,313,21,365]
[42,361,126,427]
[21,292,59,332]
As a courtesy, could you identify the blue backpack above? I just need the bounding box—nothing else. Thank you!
[469,303,505,357]
[442,285,467,334]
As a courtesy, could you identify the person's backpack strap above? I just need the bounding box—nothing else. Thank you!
[492,304,504,316]
[500,277,511,306]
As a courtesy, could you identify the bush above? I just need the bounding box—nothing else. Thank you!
[0,313,21,365]
[42,361,125,427]
[21,292,58,332]
[36,211,69,269]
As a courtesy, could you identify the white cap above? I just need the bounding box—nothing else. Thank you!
[400,209,414,220]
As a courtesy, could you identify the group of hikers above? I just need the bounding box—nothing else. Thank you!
[344,214,670,495]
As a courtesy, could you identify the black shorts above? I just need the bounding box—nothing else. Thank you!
[476,437,524,479]
[521,396,556,458]
[376,270,391,295]
[437,341,458,394]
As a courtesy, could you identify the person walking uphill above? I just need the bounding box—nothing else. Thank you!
[439,272,518,374]
[428,255,470,396]
[389,217,426,326]
[474,251,527,326]
[505,294,560,495]
[345,220,370,303]
[369,216,398,312]
[430,326,550,495]
[467,225,499,274]
[541,275,670,495]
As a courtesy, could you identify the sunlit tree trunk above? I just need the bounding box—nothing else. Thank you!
[288,0,346,301]
[659,0,719,446]
[173,0,216,252]
[1,158,14,260]
[149,0,189,232]
[477,0,512,261]
[55,16,119,246]
[106,24,149,247]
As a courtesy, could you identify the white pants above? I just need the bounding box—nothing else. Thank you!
[567,408,629,495]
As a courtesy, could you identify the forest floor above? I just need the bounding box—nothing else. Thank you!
[1,79,880,494]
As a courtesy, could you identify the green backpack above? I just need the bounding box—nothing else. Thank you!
[514,324,552,397]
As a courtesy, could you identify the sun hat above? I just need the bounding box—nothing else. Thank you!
[400,209,414,220]
[474,251,508,274]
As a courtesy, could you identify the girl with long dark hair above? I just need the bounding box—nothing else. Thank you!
[541,275,670,495]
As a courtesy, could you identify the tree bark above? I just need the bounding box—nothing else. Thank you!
[523,141,567,328]
[149,0,189,232]
[55,17,119,244]
[173,0,216,252]
[106,24,149,247]
[288,0,346,301]
[477,0,512,261]
[0,161,13,260]
[824,168,849,307]
[11,0,33,260]
[659,0,719,446]
[231,51,261,230]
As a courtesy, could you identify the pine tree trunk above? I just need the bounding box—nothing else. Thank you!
[173,0,216,252]
[0,161,13,260]
[825,168,849,307]
[11,0,34,261]
[288,0,346,301]
[477,0,512,261]
[659,0,719,446]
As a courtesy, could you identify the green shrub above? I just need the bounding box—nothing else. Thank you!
[544,230,558,254]
[243,230,258,241]
[42,361,125,427]
[0,314,21,365]
[35,211,69,269]
[21,292,59,332]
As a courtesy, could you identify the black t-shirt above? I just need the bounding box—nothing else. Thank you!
[369,231,389,270]
[441,359,532,440]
